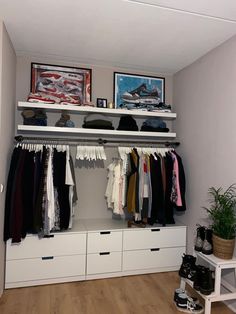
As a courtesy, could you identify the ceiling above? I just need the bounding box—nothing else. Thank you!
[1,0,236,74]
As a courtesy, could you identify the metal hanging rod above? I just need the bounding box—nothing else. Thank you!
[14,135,180,147]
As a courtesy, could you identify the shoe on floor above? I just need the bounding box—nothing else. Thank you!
[174,288,199,304]
[175,293,204,313]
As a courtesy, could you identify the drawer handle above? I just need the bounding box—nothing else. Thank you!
[151,229,160,232]
[100,231,111,235]
[150,248,160,252]
[99,252,110,255]
[42,256,54,260]
[43,234,54,238]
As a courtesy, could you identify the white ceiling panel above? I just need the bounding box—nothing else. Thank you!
[0,0,236,73]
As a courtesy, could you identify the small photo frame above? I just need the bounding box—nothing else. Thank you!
[31,63,92,104]
[113,72,165,109]
[97,98,107,108]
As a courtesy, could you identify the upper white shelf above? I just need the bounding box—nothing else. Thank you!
[18,101,176,120]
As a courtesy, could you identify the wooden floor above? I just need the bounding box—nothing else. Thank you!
[0,272,234,314]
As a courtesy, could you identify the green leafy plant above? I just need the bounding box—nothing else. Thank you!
[203,185,236,239]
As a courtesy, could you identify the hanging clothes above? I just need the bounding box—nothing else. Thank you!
[105,146,186,225]
[4,144,77,243]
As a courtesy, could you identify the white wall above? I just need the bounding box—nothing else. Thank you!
[0,22,16,296]
[16,56,173,219]
[174,34,236,311]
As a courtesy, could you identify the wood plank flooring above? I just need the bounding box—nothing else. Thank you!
[0,272,234,314]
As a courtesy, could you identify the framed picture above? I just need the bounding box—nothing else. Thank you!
[31,63,92,104]
[97,98,107,108]
[113,72,165,109]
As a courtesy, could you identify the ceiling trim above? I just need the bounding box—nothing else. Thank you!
[124,0,236,23]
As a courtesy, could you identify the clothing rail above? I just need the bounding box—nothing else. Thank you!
[14,135,180,147]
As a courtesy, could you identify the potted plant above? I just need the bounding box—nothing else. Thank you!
[203,184,236,259]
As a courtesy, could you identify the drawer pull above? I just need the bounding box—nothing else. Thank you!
[150,248,160,252]
[100,231,111,235]
[43,234,54,238]
[99,252,110,255]
[42,256,54,260]
[151,229,160,232]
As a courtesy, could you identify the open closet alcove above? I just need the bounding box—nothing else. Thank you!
[5,101,187,289]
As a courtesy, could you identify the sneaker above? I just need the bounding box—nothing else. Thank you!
[202,229,213,255]
[194,225,205,252]
[199,267,214,295]
[174,288,199,304]
[178,254,196,280]
[175,293,204,313]
[27,92,56,104]
[193,265,206,291]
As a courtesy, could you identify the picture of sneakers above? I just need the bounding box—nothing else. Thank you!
[121,83,160,105]
[31,63,91,105]
[114,72,165,110]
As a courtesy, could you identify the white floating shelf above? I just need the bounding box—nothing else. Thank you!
[18,101,176,120]
[17,125,176,139]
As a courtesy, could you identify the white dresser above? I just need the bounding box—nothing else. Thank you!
[5,219,186,288]
[5,222,87,288]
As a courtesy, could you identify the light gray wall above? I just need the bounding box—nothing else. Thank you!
[16,56,173,219]
[174,35,236,311]
[0,22,16,296]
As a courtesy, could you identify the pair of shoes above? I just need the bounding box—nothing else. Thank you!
[193,265,214,295]
[127,220,146,228]
[174,289,204,313]
[194,225,213,255]
[178,254,197,281]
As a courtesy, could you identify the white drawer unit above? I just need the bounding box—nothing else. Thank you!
[6,254,86,283]
[87,252,122,275]
[87,230,122,253]
[5,219,187,288]
[5,231,87,288]
[86,230,123,278]
[123,247,184,271]
[122,226,186,275]
[123,227,186,251]
[6,232,86,260]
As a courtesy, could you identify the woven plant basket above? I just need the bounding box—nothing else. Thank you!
[212,234,235,260]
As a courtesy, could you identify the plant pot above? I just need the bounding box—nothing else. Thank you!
[212,234,235,260]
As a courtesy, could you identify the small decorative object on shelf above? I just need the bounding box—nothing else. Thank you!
[96,98,107,108]
[203,184,236,259]
[107,102,114,109]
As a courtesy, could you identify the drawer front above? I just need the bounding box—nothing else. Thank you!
[87,252,122,275]
[123,227,186,250]
[123,247,184,271]
[87,231,122,253]
[6,254,86,283]
[6,233,86,260]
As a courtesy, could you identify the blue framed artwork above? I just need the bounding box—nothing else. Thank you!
[113,72,165,109]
